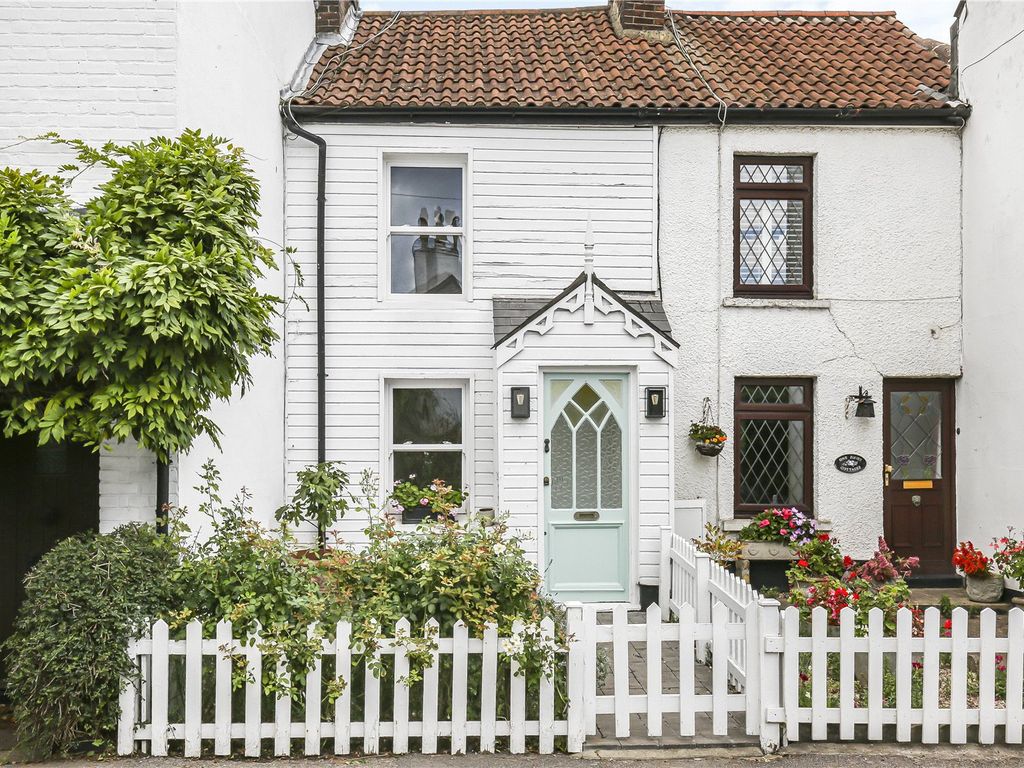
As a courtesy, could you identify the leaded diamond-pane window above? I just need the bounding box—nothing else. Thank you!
[734,156,812,298]
[739,163,805,185]
[740,384,806,406]
[739,420,806,505]
[735,378,813,516]
[738,199,805,286]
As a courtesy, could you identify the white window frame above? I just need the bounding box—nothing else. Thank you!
[381,376,472,522]
[378,150,472,302]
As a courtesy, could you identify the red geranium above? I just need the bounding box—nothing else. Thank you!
[952,541,991,577]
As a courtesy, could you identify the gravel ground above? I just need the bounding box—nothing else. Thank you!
[10,744,1024,768]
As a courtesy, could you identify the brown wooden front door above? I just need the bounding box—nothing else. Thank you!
[0,436,99,648]
[882,379,956,576]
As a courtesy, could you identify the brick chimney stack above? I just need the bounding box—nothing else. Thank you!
[609,0,670,41]
[315,0,353,36]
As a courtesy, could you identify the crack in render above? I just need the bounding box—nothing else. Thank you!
[820,307,884,378]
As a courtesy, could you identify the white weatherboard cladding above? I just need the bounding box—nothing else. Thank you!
[284,123,658,548]
[659,125,962,560]
[957,0,1024,588]
[494,291,675,594]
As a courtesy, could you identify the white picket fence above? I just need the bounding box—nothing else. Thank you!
[117,615,583,758]
[117,541,1024,754]
[583,602,781,749]
[769,604,1024,744]
[659,529,760,688]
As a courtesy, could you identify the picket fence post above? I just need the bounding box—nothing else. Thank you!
[659,527,672,620]
[757,598,782,754]
[694,551,712,658]
[117,638,141,755]
[564,602,586,753]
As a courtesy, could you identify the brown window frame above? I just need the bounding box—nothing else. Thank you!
[733,377,814,517]
[733,155,814,298]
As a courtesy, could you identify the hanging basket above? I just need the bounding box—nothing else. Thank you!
[695,441,724,457]
[689,397,727,458]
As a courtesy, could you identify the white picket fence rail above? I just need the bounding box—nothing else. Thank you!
[769,604,1024,745]
[117,615,584,758]
[659,528,759,688]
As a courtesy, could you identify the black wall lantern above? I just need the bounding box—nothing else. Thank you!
[645,387,667,419]
[510,386,531,419]
[845,386,876,419]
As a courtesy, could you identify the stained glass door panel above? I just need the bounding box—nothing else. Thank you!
[544,373,629,603]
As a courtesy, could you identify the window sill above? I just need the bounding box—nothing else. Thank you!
[722,297,831,310]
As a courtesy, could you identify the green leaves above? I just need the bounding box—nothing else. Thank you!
[0,131,278,459]
[2,525,184,758]
[274,461,350,538]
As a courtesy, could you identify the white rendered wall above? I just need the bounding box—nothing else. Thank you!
[284,123,658,547]
[957,0,1024,579]
[659,125,962,559]
[172,0,310,534]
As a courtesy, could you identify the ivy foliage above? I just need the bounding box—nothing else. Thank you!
[2,525,183,759]
[0,131,278,458]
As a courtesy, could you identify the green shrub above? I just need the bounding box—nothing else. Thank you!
[171,461,327,700]
[2,524,182,758]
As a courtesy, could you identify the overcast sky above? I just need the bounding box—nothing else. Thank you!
[359,0,958,42]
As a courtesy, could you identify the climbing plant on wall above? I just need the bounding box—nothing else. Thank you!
[0,130,278,459]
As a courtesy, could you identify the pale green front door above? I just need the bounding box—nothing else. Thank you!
[544,373,630,603]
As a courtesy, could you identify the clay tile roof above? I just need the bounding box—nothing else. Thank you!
[295,6,953,112]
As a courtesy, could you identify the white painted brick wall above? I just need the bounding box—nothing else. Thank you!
[1,0,178,528]
[98,440,178,533]
[0,0,177,201]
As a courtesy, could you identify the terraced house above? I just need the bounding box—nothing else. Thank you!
[0,0,973,618]
[280,0,966,604]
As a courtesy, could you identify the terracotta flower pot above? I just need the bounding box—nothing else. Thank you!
[965,573,1005,603]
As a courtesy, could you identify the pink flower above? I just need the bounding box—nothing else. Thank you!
[789,521,797,528]
[759,519,770,528]
[420,497,430,505]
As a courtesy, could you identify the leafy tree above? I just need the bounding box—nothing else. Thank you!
[0,130,278,459]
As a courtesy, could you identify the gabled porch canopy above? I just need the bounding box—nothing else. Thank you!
[492,271,679,368]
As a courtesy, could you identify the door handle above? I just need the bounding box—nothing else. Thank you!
[883,464,893,487]
[543,476,550,486]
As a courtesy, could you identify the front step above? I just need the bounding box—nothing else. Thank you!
[910,586,1016,613]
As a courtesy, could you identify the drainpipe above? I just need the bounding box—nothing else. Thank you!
[156,458,169,534]
[281,107,328,550]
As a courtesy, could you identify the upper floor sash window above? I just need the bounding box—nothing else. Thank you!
[386,157,467,296]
